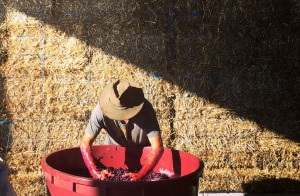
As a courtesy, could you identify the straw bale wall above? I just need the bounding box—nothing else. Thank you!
[0,0,299,195]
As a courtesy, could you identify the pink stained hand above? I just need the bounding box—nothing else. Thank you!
[122,172,141,182]
[95,169,115,180]
[80,146,114,180]
[123,148,163,181]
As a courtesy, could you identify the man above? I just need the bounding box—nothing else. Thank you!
[80,79,164,181]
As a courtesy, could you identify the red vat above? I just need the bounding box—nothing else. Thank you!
[41,145,204,196]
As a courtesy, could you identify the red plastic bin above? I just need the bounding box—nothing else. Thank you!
[41,145,204,196]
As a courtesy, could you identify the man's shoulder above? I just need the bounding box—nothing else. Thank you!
[91,103,105,119]
[93,103,102,113]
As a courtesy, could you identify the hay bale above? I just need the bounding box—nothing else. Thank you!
[1,55,41,78]
[4,92,44,122]
[8,173,45,195]
[0,0,299,195]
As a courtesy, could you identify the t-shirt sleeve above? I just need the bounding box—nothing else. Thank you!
[86,104,105,137]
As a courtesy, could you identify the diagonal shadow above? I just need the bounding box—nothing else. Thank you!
[2,0,299,146]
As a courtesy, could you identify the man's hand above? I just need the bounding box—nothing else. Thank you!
[122,172,140,182]
[95,169,114,180]
[80,132,112,180]
[121,136,164,181]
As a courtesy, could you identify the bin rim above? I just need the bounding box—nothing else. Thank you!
[41,145,204,188]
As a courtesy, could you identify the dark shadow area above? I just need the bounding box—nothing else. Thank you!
[171,149,181,176]
[125,146,143,170]
[4,0,299,144]
[243,178,300,193]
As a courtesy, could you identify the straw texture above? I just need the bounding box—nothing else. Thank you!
[0,0,299,195]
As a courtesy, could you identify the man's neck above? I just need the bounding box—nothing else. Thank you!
[120,119,129,124]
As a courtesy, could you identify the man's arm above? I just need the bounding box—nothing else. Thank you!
[123,135,164,181]
[80,132,113,180]
[80,131,96,148]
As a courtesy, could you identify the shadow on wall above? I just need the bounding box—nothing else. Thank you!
[3,1,300,141]
[243,178,300,194]
[0,2,10,160]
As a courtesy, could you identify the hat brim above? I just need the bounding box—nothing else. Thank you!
[99,82,144,120]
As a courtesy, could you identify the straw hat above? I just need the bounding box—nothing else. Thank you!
[99,79,145,120]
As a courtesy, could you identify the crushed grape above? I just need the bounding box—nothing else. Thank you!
[98,167,169,182]
[94,156,169,181]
